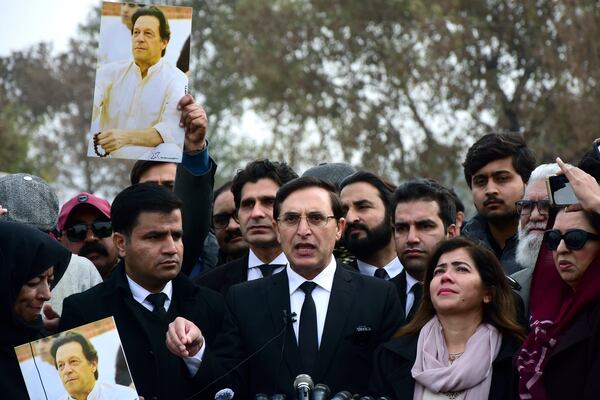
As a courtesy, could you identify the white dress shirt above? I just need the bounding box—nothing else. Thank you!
[126,275,203,375]
[356,257,403,280]
[247,249,288,280]
[61,381,138,400]
[88,58,187,161]
[287,256,337,347]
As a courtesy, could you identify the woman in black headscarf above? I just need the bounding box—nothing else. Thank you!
[0,221,71,398]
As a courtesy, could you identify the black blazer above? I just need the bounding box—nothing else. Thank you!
[59,263,224,400]
[370,331,520,399]
[205,263,404,398]
[195,253,249,295]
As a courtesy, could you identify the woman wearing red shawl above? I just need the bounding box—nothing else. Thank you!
[516,157,600,399]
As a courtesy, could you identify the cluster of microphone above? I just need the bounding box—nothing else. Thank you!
[214,374,391,399]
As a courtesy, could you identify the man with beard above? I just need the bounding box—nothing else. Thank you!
[511,163,566,316]
[339,172,405,294]
[211,181,248,266]
[392,179,458,321]
[196,160,298,294]
[462,133,536,274]
[58,193,120,279]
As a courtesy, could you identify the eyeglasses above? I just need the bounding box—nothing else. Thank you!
[65,221,113,242]
[277,212,336,228]
[515,199,551,216]
[213,212,236,229]
[544,229,600,251]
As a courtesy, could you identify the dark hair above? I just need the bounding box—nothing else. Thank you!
[130,160,173,185]
[463,132,536,188]
[448,188,465,213]
[111,183,182,237]
[213,180,233,205]
[391,179,457,230]
[50,332,99,379]
[273,176,345,221]
[231,159,298,210]
[131,6,170,57]
[340,171,397,218]
[397,237,526,341]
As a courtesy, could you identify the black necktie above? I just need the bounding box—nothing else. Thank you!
[298,281,318,374]
[146,293,168,319]
[374,268,388,279]
[408,282,423,320]
[258,264,285,277]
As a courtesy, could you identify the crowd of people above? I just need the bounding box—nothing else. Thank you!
[1,93,599,400]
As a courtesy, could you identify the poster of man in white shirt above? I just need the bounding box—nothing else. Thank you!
[16,317,138,400]
[88,3,192,162]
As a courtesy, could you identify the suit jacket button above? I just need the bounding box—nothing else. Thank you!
[149,350,154,356]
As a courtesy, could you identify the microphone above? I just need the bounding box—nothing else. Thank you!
[255,394,269,400]
[270,395,287,400]
[293,374,313,400]
[214,388,234,400]
[312,383,331,400]
[331,391,353,400]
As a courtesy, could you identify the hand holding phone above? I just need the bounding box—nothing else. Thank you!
[546,174,578,206]
[556,157,600,213]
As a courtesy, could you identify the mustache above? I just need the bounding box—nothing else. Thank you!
[224,229,243,243]
[484,195,504,206]
[79,241,109,258]
[345,221,369,232]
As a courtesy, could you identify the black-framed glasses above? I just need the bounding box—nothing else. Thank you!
[65,221,112,242]
[516,199,551,216]
[544,229,600,251]
[277,212,336,228]
[212,212,236,229]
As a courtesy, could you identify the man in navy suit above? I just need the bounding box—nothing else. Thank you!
[167,176,403,397]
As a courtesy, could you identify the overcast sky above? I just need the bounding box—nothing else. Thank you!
[0,0,97,56]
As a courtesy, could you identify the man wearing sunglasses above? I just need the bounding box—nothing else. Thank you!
[211,180,248,266]
[58,193,119,280]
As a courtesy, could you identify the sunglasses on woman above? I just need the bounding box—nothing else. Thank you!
[544,229,600,251]
[65,221,113,242]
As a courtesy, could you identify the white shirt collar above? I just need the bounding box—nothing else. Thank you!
[356,256,404,279]
[248,249,288,268]
[287,255,337,295]
[126,273,173,306]
[133,57,165,78]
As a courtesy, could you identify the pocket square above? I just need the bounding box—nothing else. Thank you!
[347,325,373,346]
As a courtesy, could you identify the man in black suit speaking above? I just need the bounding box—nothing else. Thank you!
[59,183,224,400]
[167,176,403,397]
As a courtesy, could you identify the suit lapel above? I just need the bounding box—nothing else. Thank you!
[313,265,355,379]
[266,271,302,379]
[392,269,408,320]
[224,255,249,288]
